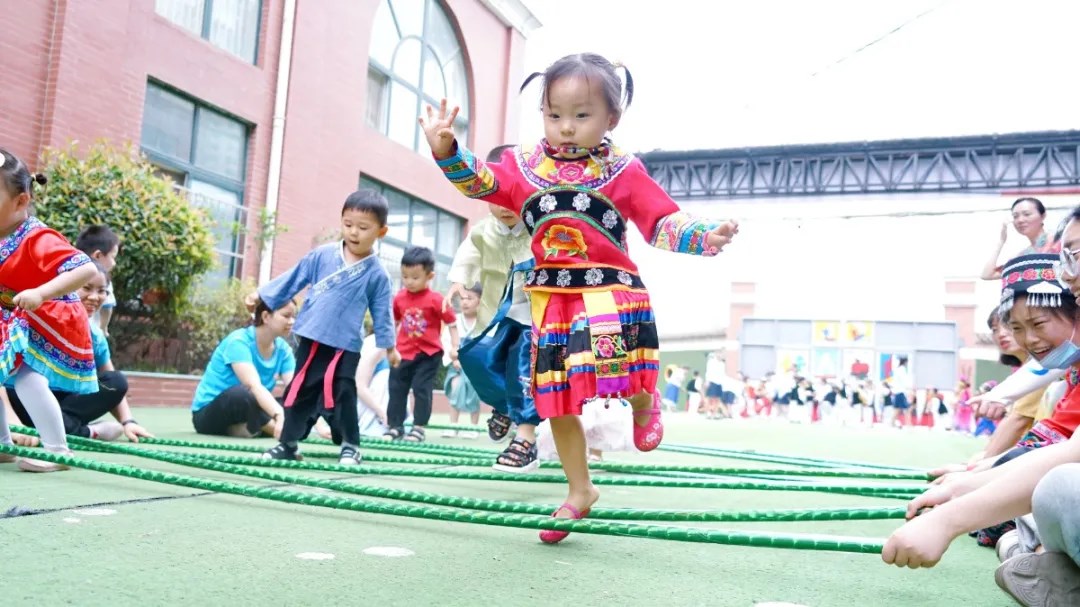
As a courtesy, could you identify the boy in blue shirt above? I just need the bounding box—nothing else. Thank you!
[257,190,398,464]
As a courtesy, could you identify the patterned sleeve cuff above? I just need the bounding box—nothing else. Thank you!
[57,252,92,274]
[435,142,498,198]
[649,212,722,256]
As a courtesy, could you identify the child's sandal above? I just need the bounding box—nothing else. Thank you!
[487,412,512,443]
[403,427,426,442]
[382,427,404,441]
[491,437,539,474]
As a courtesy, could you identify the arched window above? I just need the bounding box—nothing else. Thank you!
[367,0,470,153]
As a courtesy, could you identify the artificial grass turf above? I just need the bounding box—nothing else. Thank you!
[2,409,1012,606]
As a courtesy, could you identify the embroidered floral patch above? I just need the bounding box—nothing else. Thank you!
[541,225,588,260]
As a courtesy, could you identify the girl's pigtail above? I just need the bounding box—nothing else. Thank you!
[519,71,544,94]
[617,63,634,109]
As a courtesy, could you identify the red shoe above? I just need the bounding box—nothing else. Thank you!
[539,503,591,544]
[632,392,664,452]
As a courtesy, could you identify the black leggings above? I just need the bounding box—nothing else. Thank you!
[387,351,441,429]
[192,385,277,437]
[6,371,129,438]
[278,338,361,446]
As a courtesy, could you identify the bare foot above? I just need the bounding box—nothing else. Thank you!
[554,484,600,520]
[628,391,656,427]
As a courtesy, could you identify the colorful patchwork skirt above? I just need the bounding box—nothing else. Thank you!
[0,302,97,394]
[529,289,659,419]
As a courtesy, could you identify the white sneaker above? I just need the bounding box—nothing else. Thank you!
[997,529,1024,563]
[338,445,362,466]
[18,448,73,473]
[89,421,124,441]
[460,431,479,440]
[441,429,458,438]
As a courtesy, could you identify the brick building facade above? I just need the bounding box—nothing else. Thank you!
[2,0,538,406]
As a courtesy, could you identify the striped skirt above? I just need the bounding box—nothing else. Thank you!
[530,289,659,419]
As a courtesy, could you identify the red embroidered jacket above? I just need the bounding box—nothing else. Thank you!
[436,140,721,294]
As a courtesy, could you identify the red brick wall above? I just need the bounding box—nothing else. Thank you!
[270,0,525,276]
[4,0,525,406]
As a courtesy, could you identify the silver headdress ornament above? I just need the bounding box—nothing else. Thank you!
[1000,287,1016,314]
[1026,280,1064,308]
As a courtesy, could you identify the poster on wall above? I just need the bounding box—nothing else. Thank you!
[843,349,875,380]
[812,321,841,345]
[879,352,911,383]
[843,321,874,345]
[777,349,810,376]
[811,348,842,377]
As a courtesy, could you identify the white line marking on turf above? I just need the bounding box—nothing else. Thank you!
[362,546,415,558]
[295,552,336,561]
[63,518,81,524]
[70,508,116,516]
[755,603,810,607]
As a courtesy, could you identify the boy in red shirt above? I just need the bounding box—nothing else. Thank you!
[384,246,459,442]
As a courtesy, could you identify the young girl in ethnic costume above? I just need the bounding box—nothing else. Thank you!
[420,53,739,542]
[0,148,99,472]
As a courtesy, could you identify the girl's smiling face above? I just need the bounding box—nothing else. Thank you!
[78,270,108,316]
[1008,296,1077,362]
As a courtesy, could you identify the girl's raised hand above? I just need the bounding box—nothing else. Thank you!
[705,220,740,253]
[419,99,459,159]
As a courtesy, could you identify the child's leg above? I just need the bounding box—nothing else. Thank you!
[386,359,416,430]
[448,408,460,423]
[549,414,599,514]
[470,410,480,425]
[0,395,12,447]
[13,366,68,452]
[408,353,440,428]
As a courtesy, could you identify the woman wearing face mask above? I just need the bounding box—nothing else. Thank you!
[981,197,1059,281]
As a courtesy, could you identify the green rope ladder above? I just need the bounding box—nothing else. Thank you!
[4,424,930,554]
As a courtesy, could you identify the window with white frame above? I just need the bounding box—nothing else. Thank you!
[360,177,463,292]
[155,0,261,63]
[140,81,250,286]
[366,0,471,153]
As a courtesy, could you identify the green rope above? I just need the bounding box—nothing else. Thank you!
[71,438,908,523]
[420,423,918,471]
[140,449,924,498]
[658,443,923,472]
[100,434,930,481]
[0,444,885,554]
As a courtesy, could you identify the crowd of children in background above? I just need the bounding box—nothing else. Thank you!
[661,359,1009,435]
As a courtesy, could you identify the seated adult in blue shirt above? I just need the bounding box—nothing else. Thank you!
[191,297,297,438]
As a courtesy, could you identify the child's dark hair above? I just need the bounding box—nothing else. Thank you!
[0,148,47,199]
[520,53,633,118]
[466,282,482,296]
[252,296,297,327]
[401,246,435,272]
[75,225,121,257]
[1012,197,1046,216]
[486,145,515,163]
[342,188,389,227]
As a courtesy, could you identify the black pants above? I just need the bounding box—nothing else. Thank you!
[6,370,129,438]
[192,385,277,437]
[279,338,361,446]
[387,351,441,429]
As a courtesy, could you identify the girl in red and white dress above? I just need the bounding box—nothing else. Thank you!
[0,148,98,472]
[421,53,739,542]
